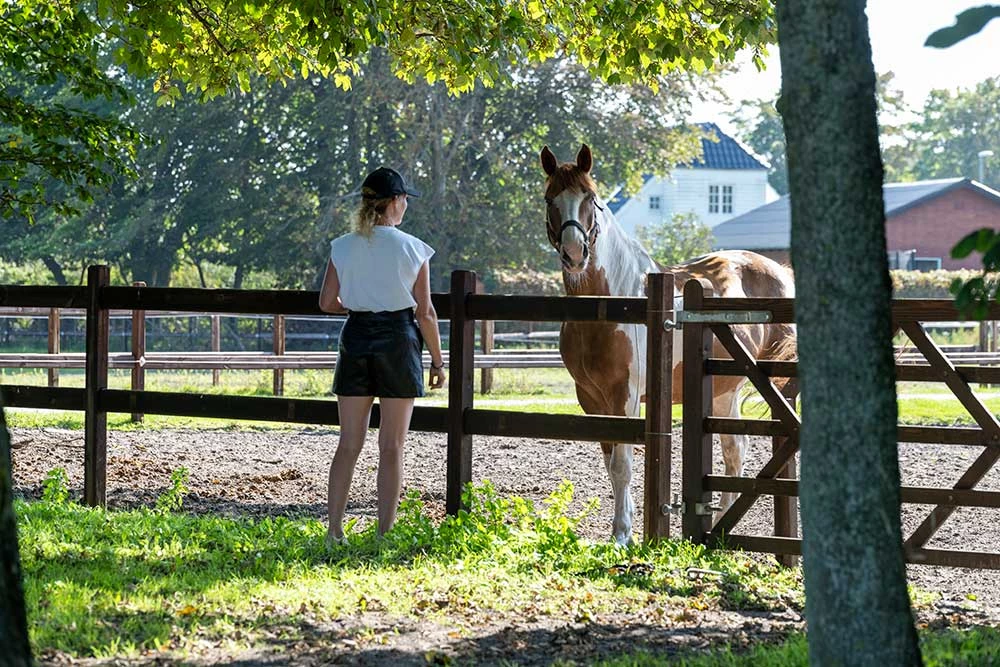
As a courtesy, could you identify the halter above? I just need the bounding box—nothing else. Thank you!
[546,195,604,258]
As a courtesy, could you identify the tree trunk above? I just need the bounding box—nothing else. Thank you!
[776,1,921,664]
[41,256,68,286]
[0,399,33,667]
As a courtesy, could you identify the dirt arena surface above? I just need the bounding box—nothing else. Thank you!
[10,425,1000,665]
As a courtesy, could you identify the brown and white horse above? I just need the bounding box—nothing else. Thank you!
[540,144,796,545]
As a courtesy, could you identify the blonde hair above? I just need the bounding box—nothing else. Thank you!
[353,195,394,238]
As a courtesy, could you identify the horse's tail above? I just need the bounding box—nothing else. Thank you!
[759,260,797,394]
[760,322,798,394]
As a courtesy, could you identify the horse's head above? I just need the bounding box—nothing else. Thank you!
[540,144,602,274]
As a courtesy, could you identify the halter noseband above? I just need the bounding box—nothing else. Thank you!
[546,195,603,257]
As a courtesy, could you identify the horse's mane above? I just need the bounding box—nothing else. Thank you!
[546,164,598,194]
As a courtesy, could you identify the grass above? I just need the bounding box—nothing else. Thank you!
[17,472,999,665]
[19,474,803,659]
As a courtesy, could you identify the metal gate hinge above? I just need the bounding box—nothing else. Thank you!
[660,494,684,516]
[660,495,721,516]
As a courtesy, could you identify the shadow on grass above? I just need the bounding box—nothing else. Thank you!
[35,617,1000,667]
[18,482,801,658]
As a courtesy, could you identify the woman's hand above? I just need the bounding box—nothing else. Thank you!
[429,364,447,390]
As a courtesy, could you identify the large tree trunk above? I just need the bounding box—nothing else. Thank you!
[0,399,33,667]
[776,1,921,664]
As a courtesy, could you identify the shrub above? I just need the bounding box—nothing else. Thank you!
[890,269,982,298]
[488,267,564,296]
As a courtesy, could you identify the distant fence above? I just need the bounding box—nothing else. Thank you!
[0,308,560,397]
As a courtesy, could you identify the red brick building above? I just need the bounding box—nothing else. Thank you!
[711,178,1000,270]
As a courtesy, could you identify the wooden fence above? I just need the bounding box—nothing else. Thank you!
[680,278,1000,570]
[0,267,675,541]
[6,268,1000,565]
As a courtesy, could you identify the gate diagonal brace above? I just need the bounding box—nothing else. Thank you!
[664,310,772,330]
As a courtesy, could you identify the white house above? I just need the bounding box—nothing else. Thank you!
[607,123,776,237]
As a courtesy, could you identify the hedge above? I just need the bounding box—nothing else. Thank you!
[890,270,985,299]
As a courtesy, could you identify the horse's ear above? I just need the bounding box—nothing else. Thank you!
[576,144,593,173]
[540,146,558,175]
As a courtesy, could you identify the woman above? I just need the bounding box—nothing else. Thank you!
[318,166,446,545]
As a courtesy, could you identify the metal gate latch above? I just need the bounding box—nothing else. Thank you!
[695,502,722,516]
[665,310,773,330]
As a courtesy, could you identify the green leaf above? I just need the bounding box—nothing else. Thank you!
[983,238,1000,271]
[925,6,1000,48]
[951,228,995,258]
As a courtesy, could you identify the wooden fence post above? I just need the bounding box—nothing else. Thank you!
[682,279,714,542]
[84,265,110,507]
[475,277,493,395]
[273,315,285,396]
[644,272,673,541]
[211,315,221,386]
[131,282,146,423]
[480,318,494,395]
[446,270,477,515]
[773,380,799,566]
[47,308,60,388]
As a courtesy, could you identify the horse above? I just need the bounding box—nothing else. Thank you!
[540,143,796,545]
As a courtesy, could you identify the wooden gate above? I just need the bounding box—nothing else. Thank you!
[679,278,1000,570]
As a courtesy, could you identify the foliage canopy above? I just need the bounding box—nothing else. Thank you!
[98,0,774,97]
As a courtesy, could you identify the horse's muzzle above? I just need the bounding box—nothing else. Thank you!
[561,252,586,272]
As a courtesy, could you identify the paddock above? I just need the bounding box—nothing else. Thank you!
[4,265,1000,577]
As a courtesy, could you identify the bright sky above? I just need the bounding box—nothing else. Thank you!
[697,1,1000,133]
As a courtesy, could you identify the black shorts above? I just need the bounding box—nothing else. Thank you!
[333,309,425,398]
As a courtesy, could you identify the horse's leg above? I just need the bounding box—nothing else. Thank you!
[714,378,748,513]
[600,441,635,545]
[576,378,635,546]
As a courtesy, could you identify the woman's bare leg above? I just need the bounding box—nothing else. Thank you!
[328,395,374,541]
[375,397,415,534]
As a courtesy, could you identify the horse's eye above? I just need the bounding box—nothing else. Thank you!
[544,197,553,206]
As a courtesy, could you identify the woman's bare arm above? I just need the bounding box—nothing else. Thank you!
[318,260,347,313]
[413,261,446,389]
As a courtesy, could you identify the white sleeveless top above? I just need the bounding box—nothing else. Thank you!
[329,226,435,312]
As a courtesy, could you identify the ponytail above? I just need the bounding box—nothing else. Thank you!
[353,196,394,238]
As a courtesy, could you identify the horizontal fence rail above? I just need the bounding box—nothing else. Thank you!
[0,351,567,370]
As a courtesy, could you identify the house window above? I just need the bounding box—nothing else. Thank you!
[914,257,942,272]
[708,185,719,213]
[649,196,661,210]
[722,185,733,214]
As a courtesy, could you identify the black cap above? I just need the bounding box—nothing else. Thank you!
[361,167,421,199]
